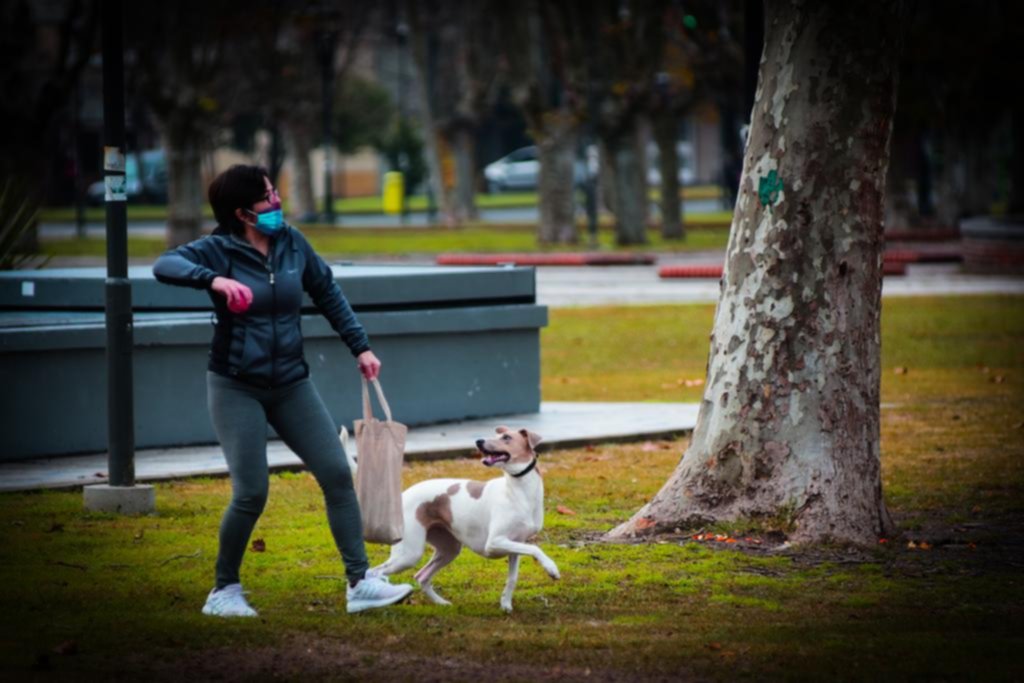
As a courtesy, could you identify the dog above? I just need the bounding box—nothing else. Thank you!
[356,426,560,612]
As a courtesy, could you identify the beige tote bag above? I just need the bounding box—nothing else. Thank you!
[352,377,406,544]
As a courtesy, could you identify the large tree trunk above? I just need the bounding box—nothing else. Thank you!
[284,121,317,222]
[654,110,684,240]
[605,125,648,246]
[452,124,479,222]
[1009,102,1024,215]
[608,0,904,545]
[165,125,204,247]
[408,17,457,226]
[536,114,578,244]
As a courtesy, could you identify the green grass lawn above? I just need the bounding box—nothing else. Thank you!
[41,223,734,261]
[1,296,1022,680]
[39,185,725,222]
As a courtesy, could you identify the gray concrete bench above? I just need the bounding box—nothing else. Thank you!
[0,264,546,460]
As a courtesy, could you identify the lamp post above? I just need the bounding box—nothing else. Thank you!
[84,0,154,515]
[314,7,339,224]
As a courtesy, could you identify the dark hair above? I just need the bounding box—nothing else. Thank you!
[208,165,269,235]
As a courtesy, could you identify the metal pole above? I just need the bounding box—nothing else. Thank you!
[101,0,135,487]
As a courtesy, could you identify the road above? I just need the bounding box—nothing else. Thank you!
[533,261,1024,307]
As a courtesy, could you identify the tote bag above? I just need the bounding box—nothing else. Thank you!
[351,377,406,544]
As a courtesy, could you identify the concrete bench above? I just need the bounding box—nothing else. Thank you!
[0,264,546,460]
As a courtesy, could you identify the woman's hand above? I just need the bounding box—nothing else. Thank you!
[211,276,253,313]
[356,350,382,380]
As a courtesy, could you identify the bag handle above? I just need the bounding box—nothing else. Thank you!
[361,377,393,422]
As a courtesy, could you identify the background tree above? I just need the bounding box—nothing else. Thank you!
[375,116,428,202]
[0,0,97,254]
[127,0,256,246]
[651,1,743,240]
[553,0,669,246]
[237,1,375,223]
[492,0,584,244]
[886,0,1024,229]
[609,0,906,544]
[405,0,502,225]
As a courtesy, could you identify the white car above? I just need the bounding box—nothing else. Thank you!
[485,141,694,193]
[484,146,540,193]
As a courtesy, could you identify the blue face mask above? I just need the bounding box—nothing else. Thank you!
[248,206,285,236]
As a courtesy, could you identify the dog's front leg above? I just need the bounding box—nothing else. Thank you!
[485,538,560,580]
[501,555,520,613]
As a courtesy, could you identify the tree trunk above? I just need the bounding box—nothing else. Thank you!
[284,121,317,222]
[654,110,684,240]
[598,141,617,215]
[607,0,904,545]
[536,114,578,244]
[165,126,204,247]
[963,131,994,217]
[452,124,479,222]
[1009,102,1024,215]
[409,21,457,226]
[605,126,648,245]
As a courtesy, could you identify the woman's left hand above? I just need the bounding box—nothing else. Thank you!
[356,350,381,380]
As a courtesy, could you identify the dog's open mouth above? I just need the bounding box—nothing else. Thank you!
[477,446,510,467]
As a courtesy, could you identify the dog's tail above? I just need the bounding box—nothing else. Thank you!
[340,426,358,475]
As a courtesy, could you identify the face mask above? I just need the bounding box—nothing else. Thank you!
[247,200,284,236]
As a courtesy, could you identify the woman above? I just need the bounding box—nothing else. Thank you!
[153,164,411,616]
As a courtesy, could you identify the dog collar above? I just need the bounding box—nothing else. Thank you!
[511,457,537,478]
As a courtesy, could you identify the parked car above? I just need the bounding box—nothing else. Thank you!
[87,149,168,205]
[485,142,695,194]
[484,146,540,193]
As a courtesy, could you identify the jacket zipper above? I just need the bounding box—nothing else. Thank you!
[266,251,277,386]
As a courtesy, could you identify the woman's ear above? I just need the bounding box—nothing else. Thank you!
[235,207,250,226]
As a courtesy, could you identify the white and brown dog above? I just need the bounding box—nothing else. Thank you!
[371,426,560,612]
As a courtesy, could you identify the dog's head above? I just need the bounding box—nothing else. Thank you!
[475,426,542,470]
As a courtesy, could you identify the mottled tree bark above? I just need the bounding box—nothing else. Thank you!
[606,127,649,246]
[536,112,578,244]
[608,0,904,545]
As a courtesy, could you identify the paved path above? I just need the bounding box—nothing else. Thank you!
[0,402,698,492]
[535,261,1024,307]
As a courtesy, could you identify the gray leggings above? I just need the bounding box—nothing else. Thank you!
[207,371,368,588]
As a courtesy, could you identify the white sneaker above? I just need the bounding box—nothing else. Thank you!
[202,583,258,617]
[346,574,413,614]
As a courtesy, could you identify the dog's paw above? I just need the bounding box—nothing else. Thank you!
[544,562,561,580]
[501,600,514,613]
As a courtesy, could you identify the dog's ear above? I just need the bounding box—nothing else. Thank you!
[519,429,542,450]
[495,425,510,434]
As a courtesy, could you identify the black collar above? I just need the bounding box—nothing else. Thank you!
[511,458,538,478]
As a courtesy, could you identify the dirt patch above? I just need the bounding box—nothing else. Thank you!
[118,633,694,683]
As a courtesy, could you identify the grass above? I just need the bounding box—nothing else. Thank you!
[1,295,1022,680]
[38,185,725,222]
[41,223,734,260]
